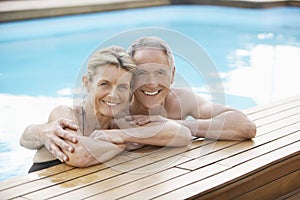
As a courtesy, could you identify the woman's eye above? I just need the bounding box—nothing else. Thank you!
[98,82,109,87]
[136,70,147,76]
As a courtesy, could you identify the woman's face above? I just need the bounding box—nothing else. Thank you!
[86,64,132,118]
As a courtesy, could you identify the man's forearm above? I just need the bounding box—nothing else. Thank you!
[179,111,256,140]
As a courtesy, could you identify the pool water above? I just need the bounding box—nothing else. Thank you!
[1,5,300,181]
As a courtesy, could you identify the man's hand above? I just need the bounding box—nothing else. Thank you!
[37,118,79,162]
[125,115,168,126]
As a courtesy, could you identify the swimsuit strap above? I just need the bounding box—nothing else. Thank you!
[82,106,85,136]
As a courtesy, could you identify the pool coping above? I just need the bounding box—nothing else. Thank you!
[0,0,299,22]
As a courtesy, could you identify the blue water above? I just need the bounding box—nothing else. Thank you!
[1,5,300,181]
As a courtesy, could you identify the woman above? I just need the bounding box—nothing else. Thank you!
[20,46,191,172]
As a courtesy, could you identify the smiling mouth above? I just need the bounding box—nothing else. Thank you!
[142,90,161,96]
[102,100,119,106]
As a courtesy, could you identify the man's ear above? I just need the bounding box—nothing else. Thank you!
[82,75,91,93]
[171,66,176,84]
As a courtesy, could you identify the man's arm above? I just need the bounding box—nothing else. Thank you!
[127,89,256,140]
[185,92,256,140]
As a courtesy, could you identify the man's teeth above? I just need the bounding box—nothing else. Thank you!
[143,91,159,96]
[104,101,118,106]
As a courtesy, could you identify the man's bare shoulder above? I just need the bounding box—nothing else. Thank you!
[169,87,200,100]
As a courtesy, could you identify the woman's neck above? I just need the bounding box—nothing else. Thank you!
[83,105,112,136]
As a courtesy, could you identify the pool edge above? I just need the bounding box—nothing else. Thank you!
[0,0,300,22]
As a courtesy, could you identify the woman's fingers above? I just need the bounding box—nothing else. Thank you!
[56,128,78,143]
[59,118,79,130]
[47,142,69,162]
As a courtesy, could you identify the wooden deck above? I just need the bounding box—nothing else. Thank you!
[0,95,299,199]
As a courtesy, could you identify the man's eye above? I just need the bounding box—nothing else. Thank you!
[156,69,167,75]
[118,84,129,91]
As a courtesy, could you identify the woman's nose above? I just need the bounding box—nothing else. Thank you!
[108,86,117,97]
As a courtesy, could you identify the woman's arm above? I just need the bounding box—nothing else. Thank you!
[91,120,192,147]
[19,106,79,162]
[29,105,125,167]
[63,135,125,167]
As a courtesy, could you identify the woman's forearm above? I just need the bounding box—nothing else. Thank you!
[20,124,45,150]
[63,136,125,168]
[116,121,192,147]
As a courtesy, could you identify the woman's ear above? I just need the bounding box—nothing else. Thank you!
[82,75,91,93]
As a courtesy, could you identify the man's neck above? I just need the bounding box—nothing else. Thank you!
[129,97,167,116]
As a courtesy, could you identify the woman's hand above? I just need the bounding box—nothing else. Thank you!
[37,118,79,162]
[90,130,126,144]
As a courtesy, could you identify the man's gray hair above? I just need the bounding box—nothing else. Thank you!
[128,36,175,68]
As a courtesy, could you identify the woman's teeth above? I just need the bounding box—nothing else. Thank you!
[103,101,118,106]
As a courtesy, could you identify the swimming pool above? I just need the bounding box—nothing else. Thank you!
[1,5,300,181]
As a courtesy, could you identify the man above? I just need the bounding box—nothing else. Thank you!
[126,36,256,140]
[20,36,256,165]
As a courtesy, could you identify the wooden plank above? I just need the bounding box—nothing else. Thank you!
[182,107,299,161]
[14,139,204,199]
[52,168,188,200]
[0,163,73,191]
[218,131,300,167]
[194,154,300,200]
[246,99,299,119]
[235,170,300,200]
[255,114,299,136]
[253,105,300,127]
[177,123,299,170]
[23,167,122,199]
[0,163,108,199]
[244,95,300,115]
[277,188,300,200]
[88,163,229,200]
[151,141,300,200]
[47,168,186,199]
[247,100,300,122]
[21,146,190,199]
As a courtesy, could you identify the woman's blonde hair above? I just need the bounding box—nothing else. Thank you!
[87,46,136,81]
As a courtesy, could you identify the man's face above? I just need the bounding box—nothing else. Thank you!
[132,48,174,109]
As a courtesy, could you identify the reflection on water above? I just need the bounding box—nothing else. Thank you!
[0,94,72,181]
[225,44,300,105]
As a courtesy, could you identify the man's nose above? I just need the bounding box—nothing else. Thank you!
[146,73,159,87]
